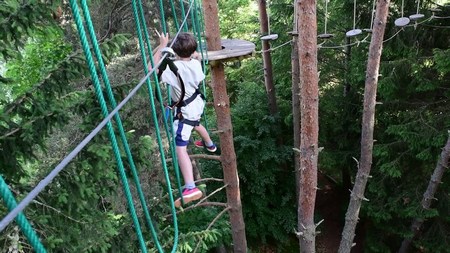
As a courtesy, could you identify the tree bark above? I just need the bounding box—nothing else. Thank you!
[297,0,319,251]
[292,0,301,199]
[338,0,391,252]
[201,1,247,252]
[342,37,352,198]
[398,133,450,253]
[257,0,278,115]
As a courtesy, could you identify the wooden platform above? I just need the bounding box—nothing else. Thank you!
[202,39,255,65]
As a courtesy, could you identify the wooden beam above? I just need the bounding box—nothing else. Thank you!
[202,39,255,65]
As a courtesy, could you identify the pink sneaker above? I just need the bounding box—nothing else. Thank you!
[174,187,203,207]
[194,140,204,148]
[194,140,217,153]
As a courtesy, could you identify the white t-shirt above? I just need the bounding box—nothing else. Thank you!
[161,59,206,121]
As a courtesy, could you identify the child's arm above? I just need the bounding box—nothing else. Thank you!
[191,51,201,60]
[148,32,169,72]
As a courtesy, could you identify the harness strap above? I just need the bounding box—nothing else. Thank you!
[157,54,204,127]
[169,88,205,127]
[175,117,200,127]
[170,89,204,108]
[156,56,186,108]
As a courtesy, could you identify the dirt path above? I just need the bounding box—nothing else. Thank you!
[315,172,365,253]
[315,174,343,253]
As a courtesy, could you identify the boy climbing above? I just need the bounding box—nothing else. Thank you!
[152,32,217,207]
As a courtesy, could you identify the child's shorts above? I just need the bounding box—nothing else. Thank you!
[173,97,204,146]
[173,120,195,146]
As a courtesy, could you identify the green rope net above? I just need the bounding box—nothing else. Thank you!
[0,0,210,252]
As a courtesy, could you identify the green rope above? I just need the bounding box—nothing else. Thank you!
[155,0,196,208]
[134,0,183,200]
[192,0,210,130]
[189,1,196,32]
[155,0,213,148]
[179,0,189,32]
[170,0,180,32]
[131,0,182,251]
[78,1,165,250]
[0,1,209,252]
[69,1,147,252]
[0,175,46,253]
[197,2,209,66]
[158,0,167,34]
[161,0,211,132]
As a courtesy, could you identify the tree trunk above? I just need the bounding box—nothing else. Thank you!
[297,0,319,251]
[201,1,247,252]
[342,38,352,198]
[338,0,391,252]
[257,0,278,115]
[343,37,352,97]
[398,133,450,253]
[292,0,301,199]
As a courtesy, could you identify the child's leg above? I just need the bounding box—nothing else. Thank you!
[176,145,194,186]
[173,121,196,185]
[173,120,203,207]
[175,145,202,207]
[194,124,214,147]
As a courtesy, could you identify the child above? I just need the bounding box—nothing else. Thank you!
[152,32,217,207]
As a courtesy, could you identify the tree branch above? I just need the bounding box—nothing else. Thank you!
[398,132,450,253]
[195,177,224,184]
[193,206,232,253]
[99,1,130,43]
[164,202,227,218]
[164,184,228,218]
[32,200,86,224]
[193,184,228,208]
[166,154,222,163]
[0,112,55,139]
[5,51,82,115]
[190,154,222,161]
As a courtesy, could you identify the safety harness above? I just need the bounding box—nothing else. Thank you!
[157,48,205,127]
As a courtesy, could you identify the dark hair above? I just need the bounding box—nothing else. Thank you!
[172,32,197,58]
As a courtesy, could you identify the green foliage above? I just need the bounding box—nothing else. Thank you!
[170,208,232,253]
[355,5,450,252]
[2,0,450,252]
[434,48,450,75]
[216,0,298,249]
[307,0,450,252]
[230,80,295,244]
[0,0,238,252]
[3,28,71,102]
[218,0,258,40]
[0,26,129,182]
[0,1,146,252]
[0,28,77,182]
[0,0,59,61]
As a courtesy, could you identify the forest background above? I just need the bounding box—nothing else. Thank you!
[0,0,450,252]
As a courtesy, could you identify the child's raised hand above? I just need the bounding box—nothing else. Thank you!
[191,51,201,60]
[158,32,169,47]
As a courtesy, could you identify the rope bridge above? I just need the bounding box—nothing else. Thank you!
[0,0,210,252]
